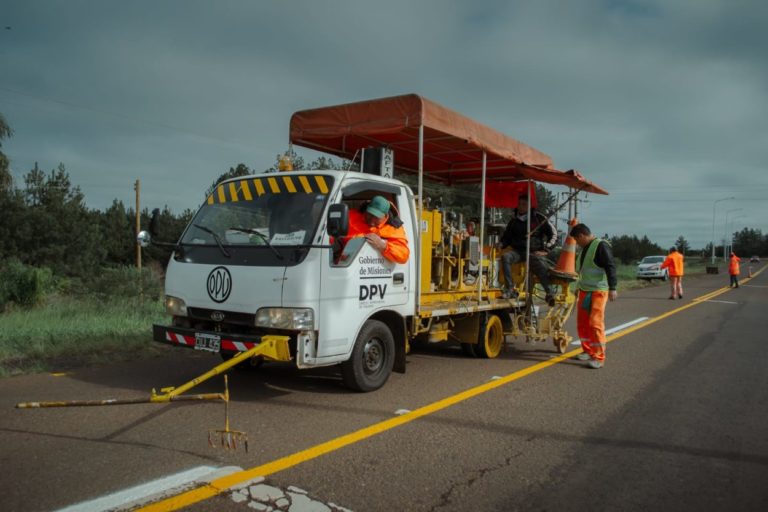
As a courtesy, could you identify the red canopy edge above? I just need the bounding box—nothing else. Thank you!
[289,94,607,195]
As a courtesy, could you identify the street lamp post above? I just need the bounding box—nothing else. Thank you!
[711,197,734,265]
[723,208,743,259]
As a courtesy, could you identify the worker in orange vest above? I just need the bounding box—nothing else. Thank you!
[660,246,684,299]
[338,195,410,264]
[728,253,741,288]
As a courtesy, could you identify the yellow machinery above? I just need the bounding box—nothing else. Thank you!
[414,207,576,355]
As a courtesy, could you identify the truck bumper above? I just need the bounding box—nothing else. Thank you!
[153,324,289,354]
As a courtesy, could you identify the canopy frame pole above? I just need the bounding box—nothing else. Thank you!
[478,151,487,302]
[524,179,532,300]
[416,123,424,311]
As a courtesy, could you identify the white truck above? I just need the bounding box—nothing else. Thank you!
[143,94,607,392]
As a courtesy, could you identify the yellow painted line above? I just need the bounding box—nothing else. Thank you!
[282,176,297,193]
[206,195,213,205]
[216,185,226,204]
[228,182,239,202]
[267,177,280,194]
[138,275,761,512]
[298,175,312,193]
[253,178,265,196]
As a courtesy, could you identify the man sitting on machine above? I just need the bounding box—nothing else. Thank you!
[498,194,558,305]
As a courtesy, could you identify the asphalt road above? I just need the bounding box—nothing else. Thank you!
[1,266,767,512]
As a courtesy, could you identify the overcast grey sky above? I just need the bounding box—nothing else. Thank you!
[2,0,766,250]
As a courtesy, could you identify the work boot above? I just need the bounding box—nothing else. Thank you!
[588,359,604,369]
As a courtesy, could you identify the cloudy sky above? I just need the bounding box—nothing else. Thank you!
[2,0,766,250]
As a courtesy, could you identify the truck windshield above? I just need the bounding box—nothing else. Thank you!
[181,174,333,248]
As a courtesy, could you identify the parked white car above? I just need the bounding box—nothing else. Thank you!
[636,255,668,281]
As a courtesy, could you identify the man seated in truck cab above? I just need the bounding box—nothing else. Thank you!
[337,195,410,264]
[499,194,558,305]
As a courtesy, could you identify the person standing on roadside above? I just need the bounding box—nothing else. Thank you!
[661,246,684,299]
[570,223,618,369]
[729,253,741,288]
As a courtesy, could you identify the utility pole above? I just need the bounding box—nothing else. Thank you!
[134,179,141,271]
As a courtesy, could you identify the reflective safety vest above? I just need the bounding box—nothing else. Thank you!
[578,238,609,292]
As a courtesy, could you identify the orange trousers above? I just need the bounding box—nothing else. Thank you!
[577,290,607,362]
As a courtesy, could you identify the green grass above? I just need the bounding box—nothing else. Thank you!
[0,295,167,377]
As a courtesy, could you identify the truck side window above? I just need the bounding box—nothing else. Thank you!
[332,237,366,267]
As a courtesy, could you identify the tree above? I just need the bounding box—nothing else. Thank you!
[732,228,763,257]
[15,163,105,276]
[674,236,690,255]
[0,113,12,192]
[100,199,135,266]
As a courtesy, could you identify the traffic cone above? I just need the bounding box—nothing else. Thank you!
[550,218,579,280]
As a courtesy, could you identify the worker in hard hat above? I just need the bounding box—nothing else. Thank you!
[338,195,409,264]
[570,223,618,369]
[729,253,741,288]
[660,246,685,299]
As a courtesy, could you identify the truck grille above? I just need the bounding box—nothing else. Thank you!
[187,307,255,326]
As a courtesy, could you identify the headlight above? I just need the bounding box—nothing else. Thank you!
[165,296,188,316]
[255,308,314,330]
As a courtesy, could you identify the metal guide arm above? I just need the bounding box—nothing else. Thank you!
[15,335,291,409]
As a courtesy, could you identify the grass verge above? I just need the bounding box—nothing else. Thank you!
[0,295,167,377]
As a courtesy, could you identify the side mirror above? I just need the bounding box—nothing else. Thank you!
[137,230,152,248]
[149,208,161,236]
[326,203,349,238]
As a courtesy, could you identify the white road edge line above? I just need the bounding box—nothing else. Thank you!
[569,317,649,345]
[705,300,739,305]
[55,465,241,512]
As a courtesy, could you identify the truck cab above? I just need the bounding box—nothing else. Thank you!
[153,170,417,391]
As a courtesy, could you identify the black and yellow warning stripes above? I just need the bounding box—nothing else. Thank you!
[206,174,331,205]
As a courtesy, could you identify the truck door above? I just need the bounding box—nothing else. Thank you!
[316,188,412,358]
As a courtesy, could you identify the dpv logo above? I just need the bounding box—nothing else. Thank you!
[359,283,387,301]
[207,266,232,303]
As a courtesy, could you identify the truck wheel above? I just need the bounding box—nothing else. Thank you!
[342,320,394,392]
[475,314,504,359]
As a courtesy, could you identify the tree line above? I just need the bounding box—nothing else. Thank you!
[2,114,765,282]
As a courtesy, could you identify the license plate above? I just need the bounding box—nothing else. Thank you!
[194,333,221,353]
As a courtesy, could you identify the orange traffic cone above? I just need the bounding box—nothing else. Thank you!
[550,218,579,280]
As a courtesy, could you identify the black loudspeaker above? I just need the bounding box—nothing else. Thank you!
[361,147,394,178]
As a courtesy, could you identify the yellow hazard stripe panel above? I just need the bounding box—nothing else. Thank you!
[205,175,333,204]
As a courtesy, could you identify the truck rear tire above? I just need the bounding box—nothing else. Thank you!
[342,320,395,392]
[475,314,504,359]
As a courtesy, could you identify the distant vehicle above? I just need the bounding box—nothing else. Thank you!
[636,255,668,281]
[750,256,760,263]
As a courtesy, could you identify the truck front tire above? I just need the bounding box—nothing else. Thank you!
[342,319,395,392]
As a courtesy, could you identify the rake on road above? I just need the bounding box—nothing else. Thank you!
[208,374,249,452]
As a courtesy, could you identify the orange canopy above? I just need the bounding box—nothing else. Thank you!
[289,94,607,195]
